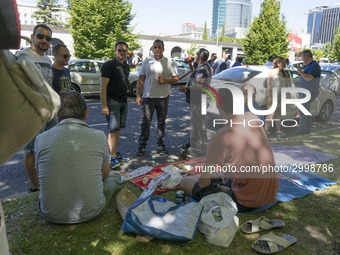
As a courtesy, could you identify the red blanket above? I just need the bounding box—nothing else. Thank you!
[126,156,206,193]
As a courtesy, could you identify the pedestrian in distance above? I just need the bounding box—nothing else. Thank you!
[264,55,274,67]
[212,54,228,75]
[135,39,179,156]
[52,44,71,95]
[296,50,321,135]
[232,56,242,67]
[207,53,217,67]
[16,24,58,193]
[100,40,131,169]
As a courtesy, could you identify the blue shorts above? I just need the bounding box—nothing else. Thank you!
[24,115,59,153]
[106,99,127,132]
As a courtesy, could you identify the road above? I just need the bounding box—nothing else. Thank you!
[1,88,339,198]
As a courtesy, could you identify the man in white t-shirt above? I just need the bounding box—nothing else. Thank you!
[135,39,179,155]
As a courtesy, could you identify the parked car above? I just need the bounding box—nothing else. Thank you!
[207,65,336,122]
[320,64,340,95]
[68,59,138,96]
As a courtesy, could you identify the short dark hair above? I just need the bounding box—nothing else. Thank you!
[115,40,128,50]
[217,88,233,115]
[33,24,52,35]
[211,53,217,58]
[197,48,209,62]
[236,56,242,63]
[302,50,313,58]
[153,39,164,48]
[52,44,67,54]
[57,92,87,121]
[268,55,274,61]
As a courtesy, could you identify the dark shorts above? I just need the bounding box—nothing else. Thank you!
[191,181,257,213]
[24,115,59,153]
[106,99,127,132]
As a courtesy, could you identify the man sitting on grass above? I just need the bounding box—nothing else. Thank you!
[35,92,121,224]
[180,88,279,213]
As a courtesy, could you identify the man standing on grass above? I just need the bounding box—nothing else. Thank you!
[100,41,130,169]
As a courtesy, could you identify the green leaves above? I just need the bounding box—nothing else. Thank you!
[243,0,289,65]
[32,0,65,27]
[69,0,140,59]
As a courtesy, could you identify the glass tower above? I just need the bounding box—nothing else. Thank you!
[212,0,252,38]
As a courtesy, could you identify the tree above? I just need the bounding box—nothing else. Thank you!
[203,21,208,40]
[329,25,340,61]
[69,0,140,59]
[221,20,226,42]
[187,43,199,56]
[32,0,64,27]
[243,0,289,65]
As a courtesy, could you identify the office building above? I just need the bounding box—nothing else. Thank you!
[319,5,340,43]
[307,6,327,44]
[212,0,252,38]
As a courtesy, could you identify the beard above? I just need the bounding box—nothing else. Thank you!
[34,41,49,52]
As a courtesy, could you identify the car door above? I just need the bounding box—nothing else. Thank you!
[174,60,190,84]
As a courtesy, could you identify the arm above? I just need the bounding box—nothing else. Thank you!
[297,67,314,81]
[266,71,274,107]
[159,75,179,85]
[101,161,110,181]
[136,75,146,107]
[100,77,110,115]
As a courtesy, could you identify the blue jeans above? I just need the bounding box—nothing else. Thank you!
[298,97,315,134]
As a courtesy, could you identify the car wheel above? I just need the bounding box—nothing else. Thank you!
[317,100,333,121]
[71,83,80,93]
[129,81,137,97]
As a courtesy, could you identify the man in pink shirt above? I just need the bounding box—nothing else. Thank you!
[180,88,279,213]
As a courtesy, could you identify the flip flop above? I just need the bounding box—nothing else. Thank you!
[241,216,285,234]
[252,231,297,254]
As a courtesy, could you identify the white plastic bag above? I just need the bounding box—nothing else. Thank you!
[198,192,239,247]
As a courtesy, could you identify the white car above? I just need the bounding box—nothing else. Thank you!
[68,59,138,96]
[207,65,336,122]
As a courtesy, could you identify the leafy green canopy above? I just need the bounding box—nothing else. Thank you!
[243,0,289,65]
[203,21,208,41]
[329,25,340,61]
[69,0,140,59]
[32,0,65,27]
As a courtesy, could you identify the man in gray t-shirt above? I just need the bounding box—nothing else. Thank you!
[16,24,57,193]
[35,92,120,224]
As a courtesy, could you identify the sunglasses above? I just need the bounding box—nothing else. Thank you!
[59,54,71,59]
[36,33,53,42]
[117,49,127,53]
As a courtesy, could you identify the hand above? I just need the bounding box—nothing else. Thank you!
[297,66,303,73]
[179,85,186,92]
[136,96,142,107]
[101,106,109,116]
[158,77,165,84]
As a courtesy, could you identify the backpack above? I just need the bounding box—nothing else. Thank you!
[0,50,60,164]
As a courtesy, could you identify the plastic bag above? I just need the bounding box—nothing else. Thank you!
[116,187,137,220]
[198,192,239,247]
[160,173,182,189]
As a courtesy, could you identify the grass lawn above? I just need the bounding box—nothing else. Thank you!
[2,130,340,255]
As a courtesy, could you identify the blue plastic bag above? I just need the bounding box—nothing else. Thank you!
[121,196,203,241]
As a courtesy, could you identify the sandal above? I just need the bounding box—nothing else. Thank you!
[241,216,285,234]
[252,231,297,254]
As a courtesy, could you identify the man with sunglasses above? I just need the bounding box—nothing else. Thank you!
[52,44,71,95]
[100,41,130,169]
[135,39,178,156]
[16,24,57,193]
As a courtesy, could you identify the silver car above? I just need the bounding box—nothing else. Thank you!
[68,59,138,96]
[320,64,340,95]
[207,65,336,122]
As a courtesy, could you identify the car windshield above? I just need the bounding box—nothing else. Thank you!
[212,67,261,83]
[174,60,189,69]
[321,71,332,79]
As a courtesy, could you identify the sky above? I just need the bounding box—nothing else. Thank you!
[18,0,340,35]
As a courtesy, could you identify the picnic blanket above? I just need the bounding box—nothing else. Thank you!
[272,145,338,165]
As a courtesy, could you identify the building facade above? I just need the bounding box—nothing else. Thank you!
[307,7,325,44]
[212,0,252,39]
[319,5,340,44]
